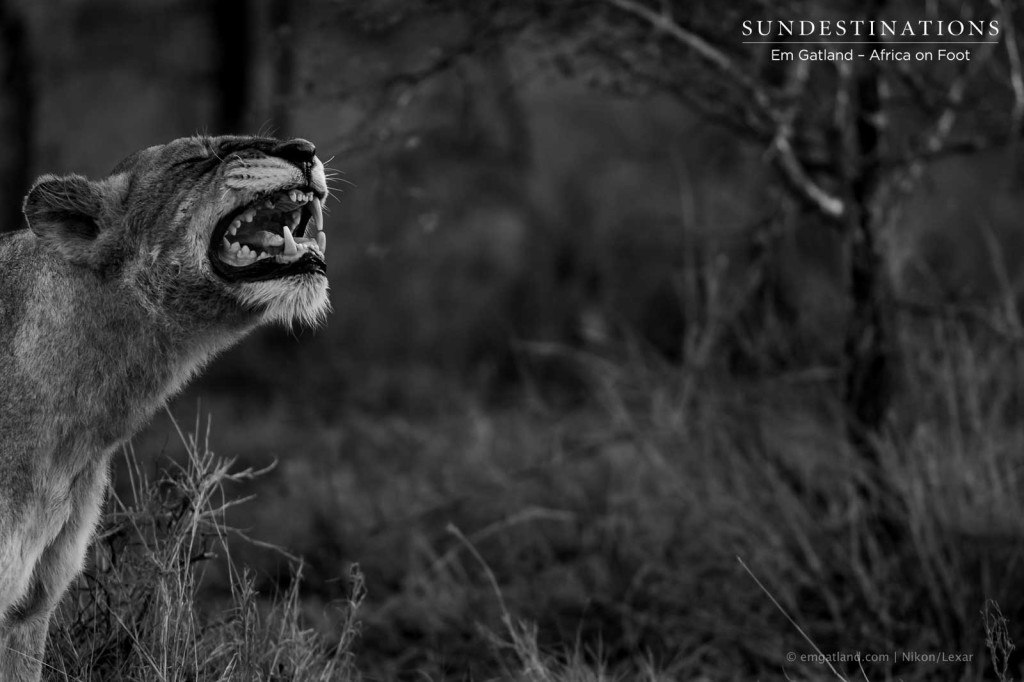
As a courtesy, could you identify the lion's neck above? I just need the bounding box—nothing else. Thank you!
[25,247,252,454]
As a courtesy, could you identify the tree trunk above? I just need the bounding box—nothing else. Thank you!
[211,0,252,133]
[269,0,296,137]
[843,61,895,464]
[836,2,908,550]
[838,0,897,468]
[0,0,32,232]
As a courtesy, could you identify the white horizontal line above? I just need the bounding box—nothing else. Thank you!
[742,41,995,44]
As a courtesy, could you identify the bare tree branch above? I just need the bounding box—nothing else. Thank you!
[771,132,844,218]
[881,39,1001,216]
[603,0,845,218]
[603,0,773,113]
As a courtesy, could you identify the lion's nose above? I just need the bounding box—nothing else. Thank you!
[273,138,316,165]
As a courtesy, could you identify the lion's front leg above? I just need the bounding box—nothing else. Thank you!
[0,615,49,682]
[0,458,109,682]
[0,534,49,682]
[0,536,44,682]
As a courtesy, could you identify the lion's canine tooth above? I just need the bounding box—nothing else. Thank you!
[317,231,326,254]
[311,197,323,233]
[221,238,231,251]
[229,220,240,235]
[282,225,298,255]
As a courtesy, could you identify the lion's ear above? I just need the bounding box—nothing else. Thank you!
[23,174,114,269]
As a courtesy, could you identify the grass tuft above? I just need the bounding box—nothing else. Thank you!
[47,414,364,682]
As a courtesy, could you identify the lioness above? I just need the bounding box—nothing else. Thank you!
[0,135,331,680]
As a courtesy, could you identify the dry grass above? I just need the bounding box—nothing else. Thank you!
[45,416,364,682]
[43,309,1024,681]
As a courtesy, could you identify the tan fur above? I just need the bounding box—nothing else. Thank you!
[0,135,331,680]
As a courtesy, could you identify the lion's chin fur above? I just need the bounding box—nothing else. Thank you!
[235,275,331,329]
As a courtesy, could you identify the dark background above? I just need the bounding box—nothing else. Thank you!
[7,0,1024,680]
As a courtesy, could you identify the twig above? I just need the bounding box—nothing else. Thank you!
[448,523,513,629]
[772,132,845,218]
[737,555,848,682]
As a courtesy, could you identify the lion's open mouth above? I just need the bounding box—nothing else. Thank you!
[209,187,326,282]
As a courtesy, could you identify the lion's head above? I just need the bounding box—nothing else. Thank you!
[22,134,332,329]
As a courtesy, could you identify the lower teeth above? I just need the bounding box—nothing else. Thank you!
[223,244,316,264]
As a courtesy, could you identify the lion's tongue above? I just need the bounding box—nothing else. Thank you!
[218,195,326,267]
